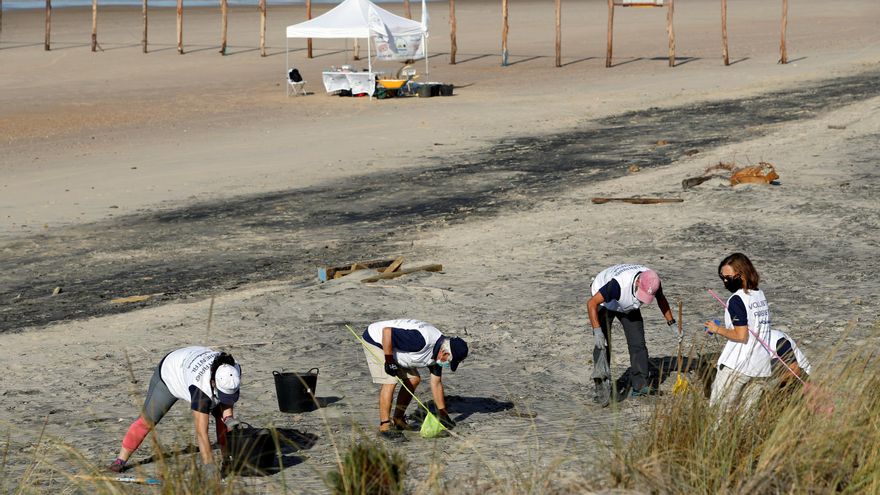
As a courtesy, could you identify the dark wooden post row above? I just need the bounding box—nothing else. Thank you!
[667,0,675,67]
[448,0,456,64]
[555,0,561,67]
[91,0,98,51]
[142,0,148,53]
[605,0,613,67]
[176,0,183,53]
[779,0,788,63]
[259,0,266,56]
[44,0,51,50]
[307,0,312,58]
[220,0,228,54]
[501,0,508,66]
[721,0,728,65]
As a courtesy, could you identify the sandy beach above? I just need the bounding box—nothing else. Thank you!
[2,0,880,492]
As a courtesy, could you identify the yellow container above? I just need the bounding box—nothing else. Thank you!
[378,79,407,89]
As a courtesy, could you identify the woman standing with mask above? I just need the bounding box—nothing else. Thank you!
[704,253,773,412]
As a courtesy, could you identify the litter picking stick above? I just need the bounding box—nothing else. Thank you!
[74,474,161,485]
[672,301,688,394]
[706,289,806,386]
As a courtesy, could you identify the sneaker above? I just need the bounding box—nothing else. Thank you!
[107,458,127,473]
[391,417,416,431]
[377,429,407,442]
[630,386,661,397]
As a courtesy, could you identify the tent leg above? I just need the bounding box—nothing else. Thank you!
[424,34,429,75]
[285,37,289,97]
[368,37,372,101]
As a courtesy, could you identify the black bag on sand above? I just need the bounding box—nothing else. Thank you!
[288,68,303,83]
[227,425,279,474]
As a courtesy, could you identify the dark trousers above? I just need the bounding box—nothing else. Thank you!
[598,307,649,391]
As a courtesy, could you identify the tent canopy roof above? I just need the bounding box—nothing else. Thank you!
[286,0,425,39]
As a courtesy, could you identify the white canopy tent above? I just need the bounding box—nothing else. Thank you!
[285,0,429,91]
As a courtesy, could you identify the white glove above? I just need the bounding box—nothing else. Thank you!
[593,327,606,349]
[223,416,242,430]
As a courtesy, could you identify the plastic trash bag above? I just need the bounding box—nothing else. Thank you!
[592,347,612,407]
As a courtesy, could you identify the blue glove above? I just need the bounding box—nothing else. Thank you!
[593,328,606,349]
[704,319,720,335]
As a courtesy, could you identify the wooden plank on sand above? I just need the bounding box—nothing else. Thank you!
[591,197,683,204]
[361,264,443,283]
[384,256,405,274]
[318,258,396,282]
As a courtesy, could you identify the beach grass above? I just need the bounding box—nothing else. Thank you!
[608,343,880,493]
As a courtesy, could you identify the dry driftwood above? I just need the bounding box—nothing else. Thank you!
[592,197,683,205]
[361,264,443,283]
[318,258,397,281]
[730,162,779,185]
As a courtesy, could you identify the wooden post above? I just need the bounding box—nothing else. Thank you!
[721,0,728,65]
[220,0,227,54]
[605,0,613,67]
[779,0,788,64]
[353,38,360,60]
[259,0,266,57]
[176,0,183,54]
[555,0,561,67]
[403,0,411,19]
[91,0,97,52]
[501,0,508,66]
[449,0,456,64]
[44,0,51,51]
[1,0,4,38]
[142,0,148,53]
[667,0,675,67]
[306,0,312,58]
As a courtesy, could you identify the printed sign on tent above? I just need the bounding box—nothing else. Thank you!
[373,33,424,60]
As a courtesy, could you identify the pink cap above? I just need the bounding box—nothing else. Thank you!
[635,270,661,304]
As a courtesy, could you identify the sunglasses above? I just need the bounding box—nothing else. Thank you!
[719,274,741,282]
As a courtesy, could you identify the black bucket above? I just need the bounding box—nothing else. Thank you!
[439,84,454,96]
[273,368,319,413]
[227,425,278,474]
[417,84,433,98]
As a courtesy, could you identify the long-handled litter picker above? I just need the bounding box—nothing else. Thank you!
[672,301,689,395]
[74,474,161,485]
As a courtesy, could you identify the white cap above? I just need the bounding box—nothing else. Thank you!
[215,363,241,404]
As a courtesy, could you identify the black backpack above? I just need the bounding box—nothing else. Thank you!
[288,68,303,83]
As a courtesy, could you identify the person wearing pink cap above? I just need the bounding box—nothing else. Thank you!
[587,264,676,397]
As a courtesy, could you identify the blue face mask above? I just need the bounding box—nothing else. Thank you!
[437,359,451,369]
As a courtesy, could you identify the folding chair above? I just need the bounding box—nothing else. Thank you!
[287,68,307,96]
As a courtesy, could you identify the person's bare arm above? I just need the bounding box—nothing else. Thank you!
[382,327,394,356]
[193,411,214,464]
[587,292,605,329]
[705,321,748,343]
[656,292,674,323]
[430,374,446,412]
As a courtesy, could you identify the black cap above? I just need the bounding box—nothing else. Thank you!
[448,337,469,372]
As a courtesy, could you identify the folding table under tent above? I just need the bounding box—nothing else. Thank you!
[285,0,429,97]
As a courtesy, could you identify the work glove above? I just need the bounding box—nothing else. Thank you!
[384,355,399,376]
[437,409,456,429]
[592,327,606,349]
[223,416,242,430]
